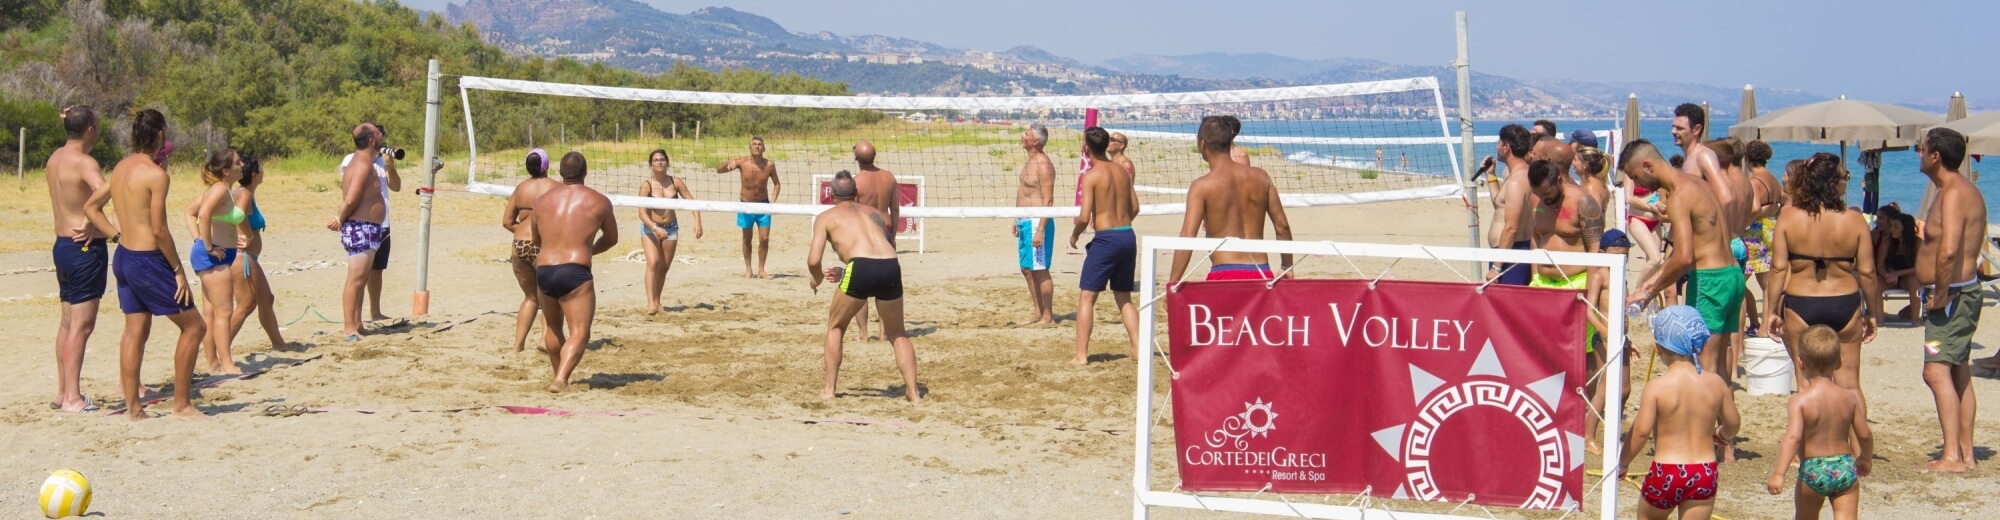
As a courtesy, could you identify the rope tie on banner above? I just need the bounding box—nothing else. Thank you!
[1367,257,1403,290]
[1343,486,1373,509]
[1445,494,1477,514]
[1171,237,1231,293]
[1327,241,1366,277]
[1273,492,1309,518]
[1152,335,1180,380]
[1266,256,1304,289]
[1173,485,1217,512]
[1140,238,1229,313]
[1416,244,1473,283]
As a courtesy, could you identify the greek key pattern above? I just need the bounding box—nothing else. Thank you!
[1401,381,1567,509]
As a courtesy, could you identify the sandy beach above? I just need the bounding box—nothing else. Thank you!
[0,165,1994,519]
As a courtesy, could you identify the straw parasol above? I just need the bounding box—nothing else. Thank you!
[1727,96,1939,144]
[1740,85,1756,123]
[1729,96,1942,212]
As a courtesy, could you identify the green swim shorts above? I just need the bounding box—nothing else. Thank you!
[1922,283,1982,365]
[1691,266,1744,334]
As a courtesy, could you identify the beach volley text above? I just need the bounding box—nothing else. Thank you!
[1184,303,1477,351]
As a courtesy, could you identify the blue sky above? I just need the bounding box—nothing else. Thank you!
[406,0,1995,104]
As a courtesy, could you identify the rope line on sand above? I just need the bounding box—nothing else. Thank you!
[283,304,342,327]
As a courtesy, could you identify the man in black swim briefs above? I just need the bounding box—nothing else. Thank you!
[529,151,619,393]
[808,171,921,403]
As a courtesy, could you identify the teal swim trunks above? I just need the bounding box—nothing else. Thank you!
[1798,454,1857,496]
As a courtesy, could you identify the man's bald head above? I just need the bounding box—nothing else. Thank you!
[353,123,380,151]
[559,151,588,184]
[853,140,876,166]
[1533,136,1573,170]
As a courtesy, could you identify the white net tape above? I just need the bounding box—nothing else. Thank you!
[456,75,1467,219]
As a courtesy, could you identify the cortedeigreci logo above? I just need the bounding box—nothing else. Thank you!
[1183,397,1329,483]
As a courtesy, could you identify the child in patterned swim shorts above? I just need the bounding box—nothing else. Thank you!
[1618,306,1741,519]
[1766,325,1872,518]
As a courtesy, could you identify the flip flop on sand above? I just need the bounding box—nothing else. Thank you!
[49,397,100,413]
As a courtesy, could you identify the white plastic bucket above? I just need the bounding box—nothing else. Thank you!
[1743,337,1795,395]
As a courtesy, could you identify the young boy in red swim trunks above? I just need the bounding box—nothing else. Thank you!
[1617,305,1741,520]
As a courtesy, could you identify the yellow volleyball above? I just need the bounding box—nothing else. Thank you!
[37,469,91,519]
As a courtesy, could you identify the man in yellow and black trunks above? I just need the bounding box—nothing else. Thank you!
[1526,157,1607,352]
[808,171,920,403]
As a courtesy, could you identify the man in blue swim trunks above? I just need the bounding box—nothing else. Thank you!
[1069,127,1139,365]
[45,105,110,412]
[85,109,208,421]
[1014,124,1057,326]
[1484,124,1536,285]
[718,136,781,278]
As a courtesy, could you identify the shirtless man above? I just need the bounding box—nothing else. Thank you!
[1705,138,1756,373]
[1069,127,1139,365]
[1526,159,1611,445]
[1013,125,1058,327]
[81,109,206,421]
[807,171,920,403]
[1169,114,1294,282]
[849,140,901,340]
[502,149,560,352]
[1621,139,1743,459]
[718,136,781,278]
[326,124,388,341]
[1107,131,1136,180]
[45,106,109,412]
[1912,128,1984,473]
[1484,124,1536,285]
[530,152,619,393]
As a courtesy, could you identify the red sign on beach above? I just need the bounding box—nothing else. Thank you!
[1167,279,1587,510]
[817,181,920,233]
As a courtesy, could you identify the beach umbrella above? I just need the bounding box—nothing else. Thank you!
[1728,96,1942,212]
[1728,96,1940,144]
[1740,85,1757,123]
[1622,94,1640,147]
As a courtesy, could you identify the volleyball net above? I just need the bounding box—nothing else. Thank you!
[454,76,1466,218]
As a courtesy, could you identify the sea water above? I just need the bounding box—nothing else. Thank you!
[1120,119,1998,220]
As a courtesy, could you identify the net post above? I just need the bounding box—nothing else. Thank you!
[413,58,442,316]
[1455,11,1481,277]
[1600,263,1627,520]
[1133,238,1159,520]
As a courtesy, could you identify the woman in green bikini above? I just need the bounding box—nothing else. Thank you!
[227,155,290,352]
[186,149,245,374]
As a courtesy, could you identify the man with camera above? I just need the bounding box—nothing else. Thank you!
[337,122,404,322]
[328,123,394,340]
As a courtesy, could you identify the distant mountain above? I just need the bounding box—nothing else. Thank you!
[444,1,1838,117]
[1106,52,1834,117]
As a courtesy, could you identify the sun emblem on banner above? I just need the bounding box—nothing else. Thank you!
[1205,397,1277,450]
[1240,398,1277,438]
[1368,340,1584,510]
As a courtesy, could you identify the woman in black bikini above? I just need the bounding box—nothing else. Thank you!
[638,149,702,313]
[1763,154,1882,399]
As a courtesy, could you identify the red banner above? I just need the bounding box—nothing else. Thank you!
[1167,279,1587,510]
[818,181,920,233]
